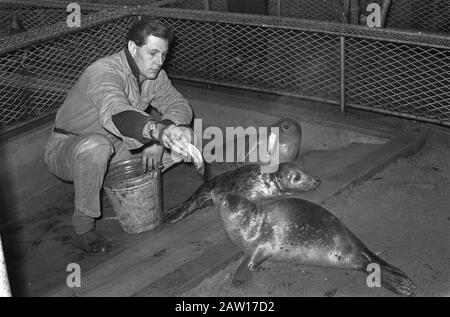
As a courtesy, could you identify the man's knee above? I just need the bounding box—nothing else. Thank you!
[71,134,113,182]
[75,134,113,157]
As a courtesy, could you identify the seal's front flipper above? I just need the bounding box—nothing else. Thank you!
[248,245,269,270]
[197,193,213,209]
[165,194,213,223]
[232,256,253,288]
[232,247,268,288]
[164,204,185,223]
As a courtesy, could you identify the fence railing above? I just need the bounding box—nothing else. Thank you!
[0,3,449,130]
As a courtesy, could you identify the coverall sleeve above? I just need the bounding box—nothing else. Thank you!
[86,65,149,150]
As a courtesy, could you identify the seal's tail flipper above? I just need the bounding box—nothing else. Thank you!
[364,252,417,297]
[379,261,417,297]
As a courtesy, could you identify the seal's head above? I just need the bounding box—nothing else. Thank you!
[275,162,320,193]
[269,118,302,162]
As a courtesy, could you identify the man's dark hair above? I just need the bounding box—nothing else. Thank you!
[126,17,173,47]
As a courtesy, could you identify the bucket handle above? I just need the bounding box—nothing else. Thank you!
[142,157,163,217]
[145,158,164,174]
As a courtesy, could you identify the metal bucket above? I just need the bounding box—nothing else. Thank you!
[103,157,162,234]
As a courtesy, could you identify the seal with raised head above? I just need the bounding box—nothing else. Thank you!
[213,193,417,297]
[205,118,302,179]
[164,162,320,223]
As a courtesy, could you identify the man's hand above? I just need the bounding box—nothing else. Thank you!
[155,122,205,176]
[142,143,164,172]
[157,123,194,156]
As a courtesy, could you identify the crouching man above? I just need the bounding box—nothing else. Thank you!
[45,18,194,256]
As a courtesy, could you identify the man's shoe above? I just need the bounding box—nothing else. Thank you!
[73,229,112,256]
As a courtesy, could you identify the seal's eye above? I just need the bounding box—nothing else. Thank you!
[283,123,289,130]
[293,175,301,182]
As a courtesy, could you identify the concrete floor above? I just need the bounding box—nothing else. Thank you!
[1,162,205,296]
[3,143,379,296]
[1,85,448,297]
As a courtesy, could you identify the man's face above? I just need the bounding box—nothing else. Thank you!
[130,35,169,80]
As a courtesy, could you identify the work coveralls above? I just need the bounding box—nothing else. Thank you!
[44,49,192,228]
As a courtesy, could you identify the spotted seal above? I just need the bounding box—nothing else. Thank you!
[205,118,302,179]
[213,193,417,297]
[164,162,320,223]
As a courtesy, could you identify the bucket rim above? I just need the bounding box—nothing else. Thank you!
[103,178,159,191]
[103,157,159,189]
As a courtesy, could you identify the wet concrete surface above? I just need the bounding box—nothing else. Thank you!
[1,110,448,297]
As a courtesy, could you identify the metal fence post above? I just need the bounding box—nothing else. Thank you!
[340,36,346,113]
[203,0,210,11]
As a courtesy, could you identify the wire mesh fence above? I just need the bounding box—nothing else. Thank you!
[161,0,450,34]
[0,8,137,128]
[0,1,100,37]
[268,0,338,21]
[0,4,449,130]
[37,0,162,7]
[345,37,450,123]
[161,17,341,103]
[359,0,450,34]
[155,7,450,126]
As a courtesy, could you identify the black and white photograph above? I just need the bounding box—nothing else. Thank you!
[0,0,448,301]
